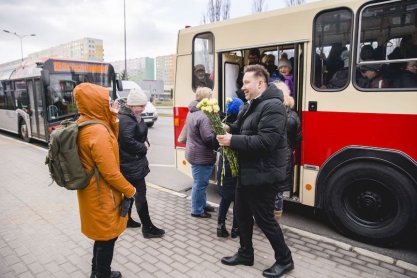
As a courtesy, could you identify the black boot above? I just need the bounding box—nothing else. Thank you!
[231,227,240,238]
[221,247,254,266]
[139,201,165,239]
[262,260,294,278]
[217,219,229,238]
[142,224,165,239]
[127,200,141,228]
[91,270,122,278]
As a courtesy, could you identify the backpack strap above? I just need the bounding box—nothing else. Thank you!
[78,119,113,136]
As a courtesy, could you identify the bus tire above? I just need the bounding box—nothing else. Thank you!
[324,161,417,245]
[19,120,30,143]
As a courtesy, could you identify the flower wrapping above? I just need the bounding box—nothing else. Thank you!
[196,98,239,178]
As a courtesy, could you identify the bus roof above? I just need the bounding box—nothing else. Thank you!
[177,0,371,53]
[0,58,110,81]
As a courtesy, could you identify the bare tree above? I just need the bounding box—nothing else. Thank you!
[222,0,231,21]
[286,0,305,6]
[202,0,231,24]
[252,0,267,14]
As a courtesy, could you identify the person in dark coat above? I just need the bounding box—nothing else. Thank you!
[272,81,302,222]
[392,61,417,88]
[360,63,389,88]
[216,97,244,238]
[326,50,350,89]
[118,88,165,239]
[217,65,294,278]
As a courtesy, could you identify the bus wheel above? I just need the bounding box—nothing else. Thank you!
[19,120,30,143]
[324,161,417,245]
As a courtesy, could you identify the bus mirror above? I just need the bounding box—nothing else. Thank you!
[41,70,50,87]
[116,80,123,91]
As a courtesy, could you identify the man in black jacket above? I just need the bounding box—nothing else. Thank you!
[217,65,294,278]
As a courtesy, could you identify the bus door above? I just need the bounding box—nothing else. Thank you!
[26,79,46,140]
[221,51,243,103]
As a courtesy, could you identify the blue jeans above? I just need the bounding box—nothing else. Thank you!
[191,164,214,215]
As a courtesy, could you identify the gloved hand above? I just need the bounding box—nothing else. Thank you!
[120,197,133,217]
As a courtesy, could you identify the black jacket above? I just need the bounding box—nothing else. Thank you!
[392,70,417,88]
[229,85,288,190]
[118,106,150,181]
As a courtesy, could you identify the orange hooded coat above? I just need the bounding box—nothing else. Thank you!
[74,83,136,241]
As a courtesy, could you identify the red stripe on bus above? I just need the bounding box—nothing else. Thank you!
[301,111,417,166]
[174,106,189,147]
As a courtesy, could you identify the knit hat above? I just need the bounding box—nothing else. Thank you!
[226,97,244,115]
[127,88,148,106]
[278,60,292,71]
[360,61,381,72]
[194,64,206,72]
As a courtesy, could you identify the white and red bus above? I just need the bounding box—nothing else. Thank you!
[173,0,417,244]
[0,58,120,142]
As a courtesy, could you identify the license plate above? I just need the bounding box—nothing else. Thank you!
[144,118,152,123]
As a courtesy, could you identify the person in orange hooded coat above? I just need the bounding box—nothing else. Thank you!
[74,83,136,278]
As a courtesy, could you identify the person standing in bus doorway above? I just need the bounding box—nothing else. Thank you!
[217,65,294,278]
[216,97,244,238]
[236,48,266,103]
[118,88,165,239]
[74,83,136,278]
[272,81,302,222]
[185,87,217,218]
[278,59,295,98]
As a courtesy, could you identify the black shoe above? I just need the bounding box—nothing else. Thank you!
[230,227,239,238]
[205,204,216,212]
[191,212,211,218]
[221,252,254,266]
[91,270,122,278]
[142,225,165,239]
[217,223,229,238]
[127,217,141,228]
[262,260,294,278]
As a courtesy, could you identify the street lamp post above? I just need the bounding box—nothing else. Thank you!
[3,29,36,62]
[123,0,127,80]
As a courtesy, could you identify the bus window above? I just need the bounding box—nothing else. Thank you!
[192,32,214,91]
[14,80,29,110]
[0,82,5,109]
[4,82,15,110]
[357,1,417,90]
[313,8,353,90]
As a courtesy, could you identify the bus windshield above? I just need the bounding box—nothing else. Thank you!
[45,65,111,122]
[46,75,77,121]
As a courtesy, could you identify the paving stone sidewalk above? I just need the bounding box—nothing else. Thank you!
[1,136,417,278]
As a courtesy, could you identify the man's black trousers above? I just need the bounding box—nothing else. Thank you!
[235,185,292,263]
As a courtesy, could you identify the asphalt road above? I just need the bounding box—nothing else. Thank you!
[146,115,417,265]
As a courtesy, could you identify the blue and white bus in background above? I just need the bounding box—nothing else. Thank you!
[0,58,119,142]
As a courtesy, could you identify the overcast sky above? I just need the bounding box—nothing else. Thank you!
[0,0,291,64]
